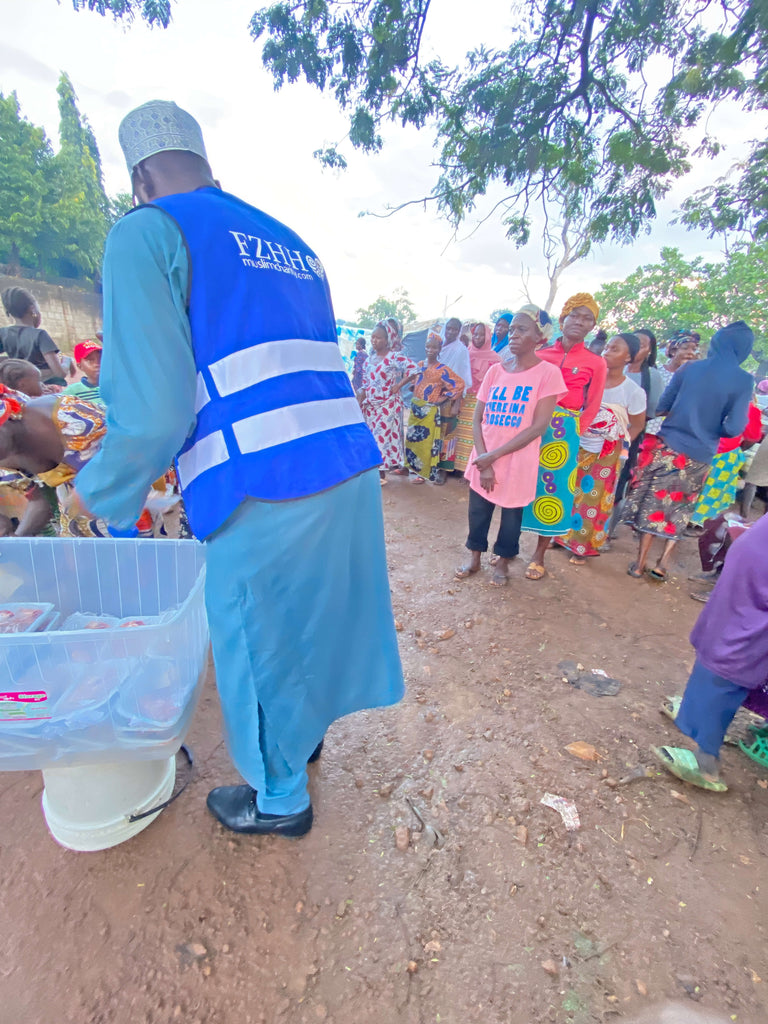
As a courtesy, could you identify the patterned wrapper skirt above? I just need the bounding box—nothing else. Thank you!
[363,396,406,470]
[438,414,459,471]
[405,400,444,481]
[453,393,477,473]
[621,435,710,539]
[557,441,622,557]
[689,449,745,526]
[521,408,581,537]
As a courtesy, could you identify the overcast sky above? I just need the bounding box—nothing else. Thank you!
[0,0,757,323]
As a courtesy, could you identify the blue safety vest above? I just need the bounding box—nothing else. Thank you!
[150,188,380,539]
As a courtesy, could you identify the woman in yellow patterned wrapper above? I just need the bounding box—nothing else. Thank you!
[519,294,608,580]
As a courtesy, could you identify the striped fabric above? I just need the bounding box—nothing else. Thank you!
[151,188,380,539]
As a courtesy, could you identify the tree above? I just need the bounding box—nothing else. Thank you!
[71,0,172,27]
[76,1,768,261]
[40,73,110,279]
[0,77,124,282]
[107,192,135,228]
[517,186,593,313]
[355,288,417,328]
[0,93,54,273]
[594,242,768,372]
[678,140,768,248]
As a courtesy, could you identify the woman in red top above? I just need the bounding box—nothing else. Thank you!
[689,400,763,527]
[520,293,608,580]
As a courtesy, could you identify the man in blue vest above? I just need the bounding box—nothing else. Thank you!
[76,101,404,838]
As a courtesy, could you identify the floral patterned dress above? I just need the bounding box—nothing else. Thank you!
[360,350,418,470]
[405,361,464,481]
[621,436,710,539]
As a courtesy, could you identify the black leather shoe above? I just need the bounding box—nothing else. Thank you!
[206,785,313,837]
[308,739,324,764]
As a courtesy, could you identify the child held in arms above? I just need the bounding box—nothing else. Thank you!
[64,340,104,407]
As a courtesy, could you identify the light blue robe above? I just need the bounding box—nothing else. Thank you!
[77,207,404,814]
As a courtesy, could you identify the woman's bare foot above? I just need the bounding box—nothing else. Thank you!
[455,552,481,580]
[490,557,510,586]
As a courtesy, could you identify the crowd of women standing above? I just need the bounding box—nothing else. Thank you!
[354,294,762,589]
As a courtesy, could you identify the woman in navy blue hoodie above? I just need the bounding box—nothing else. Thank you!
[622,321,754,581]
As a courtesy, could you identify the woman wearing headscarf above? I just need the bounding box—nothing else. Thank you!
[405,331,465,483]
[608,327,662,523]
[435,317,471,476]
[491,311,513,353]
[622,321,755,580]
[645,331,700,437]
[386,317,404,351]
[556,333,646,562]
[454,322,499,473]
[519,294,607,580]
[455,308,566,586]
[358,320,419,483]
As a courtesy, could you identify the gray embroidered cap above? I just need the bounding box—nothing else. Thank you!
[118,100,208,173]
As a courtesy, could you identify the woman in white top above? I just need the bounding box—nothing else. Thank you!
[556,333,647,562]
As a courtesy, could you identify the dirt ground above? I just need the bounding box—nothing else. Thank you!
[2,475,767,1024]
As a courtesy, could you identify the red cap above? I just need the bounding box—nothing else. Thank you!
[74,340,102,363]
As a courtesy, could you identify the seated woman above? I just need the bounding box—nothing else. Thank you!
[455,307,566,586]
[0,386,111,536]
[653,512,768,792]
[556,333,646,563]
[0,386,166,538]
[0,358,62,396]
[405,332,465,484]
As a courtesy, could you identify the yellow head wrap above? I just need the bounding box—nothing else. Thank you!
[559,293,600,327]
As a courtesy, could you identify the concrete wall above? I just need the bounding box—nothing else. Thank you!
[0,276,102,356]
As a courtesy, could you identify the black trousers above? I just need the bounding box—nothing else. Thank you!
[466,487,523,559]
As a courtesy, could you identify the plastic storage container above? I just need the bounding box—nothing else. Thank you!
[0,538,208,771]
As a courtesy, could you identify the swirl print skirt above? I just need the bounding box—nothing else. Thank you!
[521,408,581,537]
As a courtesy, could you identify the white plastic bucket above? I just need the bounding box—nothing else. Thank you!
[41,755,176,852]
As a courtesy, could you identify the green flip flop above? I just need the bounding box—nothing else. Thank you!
[660,696,682,721]
[650,745,728,792]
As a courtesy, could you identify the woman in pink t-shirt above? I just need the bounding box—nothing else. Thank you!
[455,308,566,586]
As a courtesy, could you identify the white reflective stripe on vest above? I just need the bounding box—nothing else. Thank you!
[194,372,211,414]
[233,396,364,455]
[208,338,346,398]
[177,429,229,488]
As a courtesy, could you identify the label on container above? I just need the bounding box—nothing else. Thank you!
[0,690,51,721]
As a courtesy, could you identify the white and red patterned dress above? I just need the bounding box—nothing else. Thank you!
[360,350,418,469]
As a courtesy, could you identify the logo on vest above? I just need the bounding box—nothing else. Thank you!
[229,231,323,282]
[306,255,325,280]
